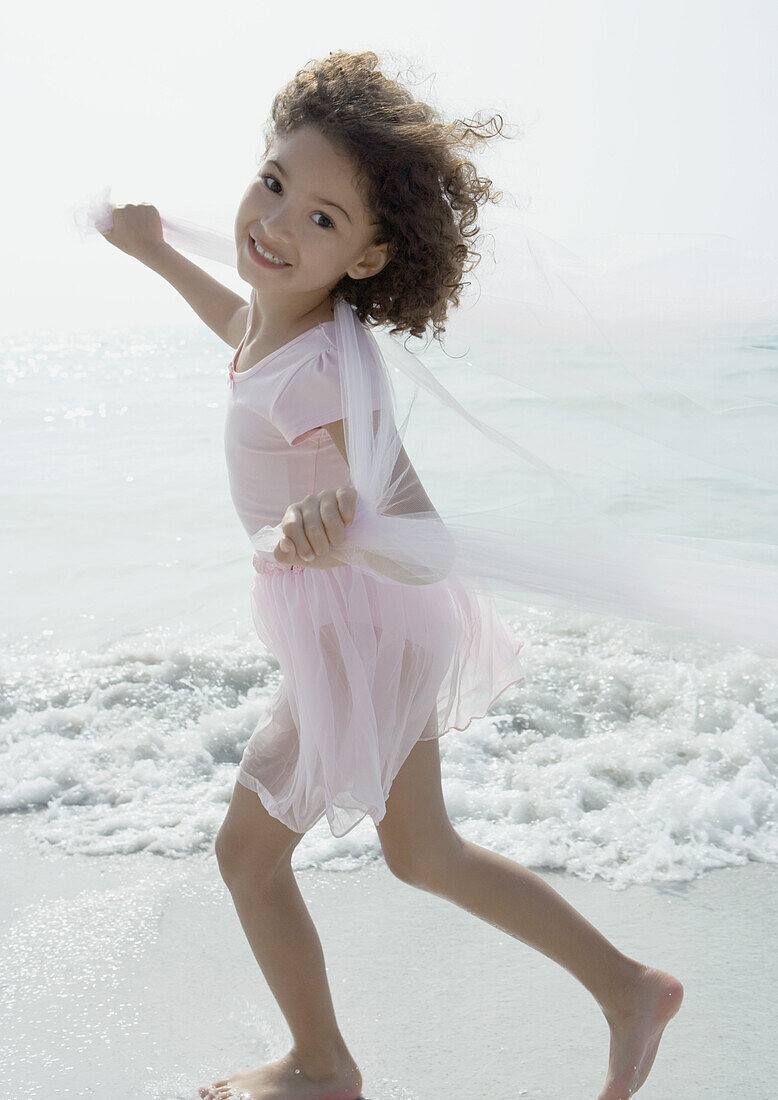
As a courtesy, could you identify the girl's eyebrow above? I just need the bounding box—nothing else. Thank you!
[265,158,352,224]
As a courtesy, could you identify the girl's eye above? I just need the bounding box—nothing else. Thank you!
[259,174,335,230]
[261,174,282,194]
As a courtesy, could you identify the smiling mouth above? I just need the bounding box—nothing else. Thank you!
[249,236,291,267]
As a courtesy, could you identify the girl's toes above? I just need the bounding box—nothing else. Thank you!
[197,1085,230,1100]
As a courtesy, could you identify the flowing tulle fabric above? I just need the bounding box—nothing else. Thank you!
[73,186,778,833]
[239,555,523,834]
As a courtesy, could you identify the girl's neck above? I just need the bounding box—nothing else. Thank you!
[248,291,335,344]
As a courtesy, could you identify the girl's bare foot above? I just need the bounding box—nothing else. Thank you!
[197,1049,363,1100]
[598,964,684,1099]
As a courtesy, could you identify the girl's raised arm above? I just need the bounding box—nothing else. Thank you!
[99,203,248,347]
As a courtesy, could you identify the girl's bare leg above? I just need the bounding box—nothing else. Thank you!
[377,730,683,1100]
[198,779,362,1100]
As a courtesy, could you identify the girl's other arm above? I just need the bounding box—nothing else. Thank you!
[99,203,248,347]
[320,419,452,584]
[325,419,439,518]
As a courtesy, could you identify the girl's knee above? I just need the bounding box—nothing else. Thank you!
[215,781,302,886]
[382,827,463,890]
[214,824,253,885]
[215,823,291,887]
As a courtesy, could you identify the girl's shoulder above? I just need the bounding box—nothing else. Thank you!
[234,320,336,381]
[235,289,337,377]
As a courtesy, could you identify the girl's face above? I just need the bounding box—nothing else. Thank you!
[234,125,390,308]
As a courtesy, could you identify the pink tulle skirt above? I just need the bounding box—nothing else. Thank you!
[237,554,525,837]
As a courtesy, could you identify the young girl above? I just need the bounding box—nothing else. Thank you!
[99,51,682,1100]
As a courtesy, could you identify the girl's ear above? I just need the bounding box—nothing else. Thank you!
[347,240,392,281]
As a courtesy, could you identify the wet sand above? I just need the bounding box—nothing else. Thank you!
[1,816,775,1099]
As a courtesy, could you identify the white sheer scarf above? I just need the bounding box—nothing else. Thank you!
[74,187,778,657]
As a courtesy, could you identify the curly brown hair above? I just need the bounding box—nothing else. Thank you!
[261,50,521,341]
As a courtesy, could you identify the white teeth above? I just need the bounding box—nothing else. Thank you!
[251,237,286,265]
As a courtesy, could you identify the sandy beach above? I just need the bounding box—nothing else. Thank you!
[2,816,776,1099]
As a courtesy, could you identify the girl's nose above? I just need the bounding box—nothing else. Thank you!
[260,210,293,246]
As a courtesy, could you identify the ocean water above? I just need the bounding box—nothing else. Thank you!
[2,320,777,889]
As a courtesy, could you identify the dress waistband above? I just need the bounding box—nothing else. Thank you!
[252,552,305,575]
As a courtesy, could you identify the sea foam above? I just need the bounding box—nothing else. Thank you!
[2,609,776,889]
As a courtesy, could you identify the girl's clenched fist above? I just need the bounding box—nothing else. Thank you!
[274,487,358,569]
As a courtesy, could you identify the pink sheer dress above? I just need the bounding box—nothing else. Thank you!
[225,291,525,838]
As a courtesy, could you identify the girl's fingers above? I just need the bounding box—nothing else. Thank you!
[280,489,358,563]
[274,537,306,567]
[101,203,164,259]
[319,494,346,548]
[336,486,357,525]
[301,504,331,557]
[283,500,326,560]
[281,505,315,560]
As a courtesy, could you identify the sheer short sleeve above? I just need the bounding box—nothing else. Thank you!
[269,344,343,446]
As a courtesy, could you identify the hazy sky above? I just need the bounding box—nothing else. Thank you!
[2,0,775,334]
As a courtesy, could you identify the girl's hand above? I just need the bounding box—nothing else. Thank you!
[274,487,358,569]
[99,202,166,262]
